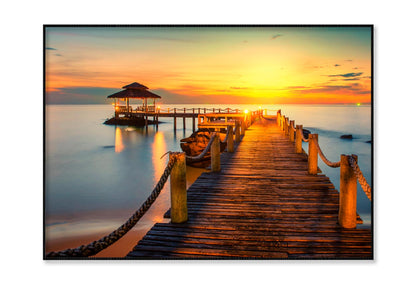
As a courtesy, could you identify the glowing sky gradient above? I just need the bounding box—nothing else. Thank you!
[45,26,372,104]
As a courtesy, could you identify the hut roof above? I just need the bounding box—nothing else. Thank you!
[122,82,148,89]
[107,82,161,99]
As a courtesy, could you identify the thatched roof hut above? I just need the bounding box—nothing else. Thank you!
[107,82,161,99]
[107,82,161,113]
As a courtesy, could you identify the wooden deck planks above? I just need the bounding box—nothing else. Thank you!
[127,118,372,259]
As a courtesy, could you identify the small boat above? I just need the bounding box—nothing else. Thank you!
[180,129,227,168]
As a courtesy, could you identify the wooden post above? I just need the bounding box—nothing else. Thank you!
[277,110,281,125]
[169,152,187,223]
[183,108,186,129]
[204,108,206,114]
[339,154,357,228]
[192,108,195,132]
[156,112,159,130]
[281,115,285,131]
[211,133,221,172]
[174,108,177,131]
[285,117,289,136]
[227,125,234,153]
[235,120,241,143]
[289,120,295,142]
[240,119,246,136]
[308,134,318,175]
[295,125,303,153]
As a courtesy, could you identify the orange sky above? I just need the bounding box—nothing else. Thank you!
[45,26,372,104]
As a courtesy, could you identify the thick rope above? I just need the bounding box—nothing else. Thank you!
[302,135,309,142]
[315,142,341,168]
[46,155,178,258]
[186,133,217,162]
[348,156,372,201]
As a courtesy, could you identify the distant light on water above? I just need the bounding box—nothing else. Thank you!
[244,109,249,114]
[356,103,361,106]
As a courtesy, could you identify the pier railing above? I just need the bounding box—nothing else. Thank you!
[275,109,372,229]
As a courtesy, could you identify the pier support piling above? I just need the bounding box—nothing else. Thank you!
[339,154,358,228]
[174,108,177,131]
[169,152,188,223]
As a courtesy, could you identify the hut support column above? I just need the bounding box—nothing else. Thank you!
[169,152,187,223]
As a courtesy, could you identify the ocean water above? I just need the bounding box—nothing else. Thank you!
[44,104,372,254]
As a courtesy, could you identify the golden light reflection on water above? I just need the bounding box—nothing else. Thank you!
[152,131,167,184]
[114,127,124,153]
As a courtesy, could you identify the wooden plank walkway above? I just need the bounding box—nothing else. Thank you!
[127,118,373,259]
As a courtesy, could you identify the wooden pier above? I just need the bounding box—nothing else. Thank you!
[127,117,373,259]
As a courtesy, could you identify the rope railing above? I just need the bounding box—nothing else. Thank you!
[276,110,372,229]
[348,156,372,201]
[46,154,179,258]
[315,141,341,168]
[221,127,231,143]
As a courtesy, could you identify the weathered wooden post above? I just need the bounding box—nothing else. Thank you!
[156,112,159,130]
[308,134,318,175]
[227,125,234,153]
[192,108,195,132]
[183,108,186,129]
[204,108,206,114]
[235,120,241,143]
[240,119,246,136]
[339,154,358,228]
[289,120,295,142]
[276,110,281,125]
[211,133,221,172]
[174,108,177,131]
[169,152,187,223]
[281,115,285,131]
[285,117,289,136]
[295,125,303,153]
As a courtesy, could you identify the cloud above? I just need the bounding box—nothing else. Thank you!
[283,82,370,96]
[271,34,282,40]
[46,47,57,50]
[46,86,119,104]
[55,54,63,57]
[328,72,363,78]
[230,87,249,90]
[334,64,341,67]
[344,59,353,62]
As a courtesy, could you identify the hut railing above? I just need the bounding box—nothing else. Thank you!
[275,111,372,229]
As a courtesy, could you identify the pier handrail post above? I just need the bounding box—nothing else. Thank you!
[285,117,289,136]
[277,110,281,125]
[339,154,357,228]
[235,120,241,143]
[308,134,318,175]
[169,152,188,223]
[192,108,195,132]
[227,125,234,153]
[295,125,303,153]
[289,120,295,142]
[211,133,221,172]
[281,115,285,131]
[240,118,246,136]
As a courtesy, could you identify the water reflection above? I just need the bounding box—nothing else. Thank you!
[114,127,125,153]
[152,131,167,184]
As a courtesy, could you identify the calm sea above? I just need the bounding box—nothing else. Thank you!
[45,104,372,254]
